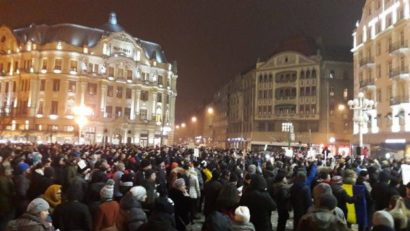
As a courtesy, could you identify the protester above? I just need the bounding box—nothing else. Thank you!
[7,198,53,231]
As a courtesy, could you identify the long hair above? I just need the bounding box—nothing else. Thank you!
[388,195,410,229]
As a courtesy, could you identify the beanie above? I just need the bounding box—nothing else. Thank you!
[247,164,256,175]
[32,152,42,166]
[313,183,332,201]
[235,206,251,223]
[100,179,115,200]
[17,162,30,173]
[27,198,50,214]
[373,210,394,228]
[129,186,147,202]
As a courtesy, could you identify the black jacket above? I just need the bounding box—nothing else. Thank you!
[169,188,190,231]
[331,184,355,219]
[240,175,276,231]
[53,200,92,231]
[371,181,399,210]
[203,179,223,216]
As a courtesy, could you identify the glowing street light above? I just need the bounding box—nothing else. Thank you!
[191,116,197,123]
[181,123,186,128]
[175,125,180,130]
[207,107,214,114]
[338,104,346,111]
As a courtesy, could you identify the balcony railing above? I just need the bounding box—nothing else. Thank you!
[389,67,410,79]
[359,79,376,88]
[389,40,409,54]
[359,57,375,67]
[390,96,410,105]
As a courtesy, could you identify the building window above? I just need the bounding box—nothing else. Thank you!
[70,60,77,72]
[115,107,122,118]
[54,58,62,70]
[157,93,162,102]
[105,106,112,118]
[140,109,147,120]
[12,81,16,92]
[50,101,58,115]
[282,122,293,132]
[124,107,131,118]
[126,88,132,99]
[87,83,97,95]
[108,67,114,77]
[116,87,123,98]
[158,75,163,85]
[140,91,149,101]
[166,95,169,104]
[68,81,76,92]
[127,70,133,80]
[52,79,60,92]
[37,101,44,115]
[107,86,113,97]
[118,69,124,78]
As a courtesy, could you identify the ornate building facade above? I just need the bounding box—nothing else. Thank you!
[204,38,354,152]
[0,13,177,145]
[352,0,410,150]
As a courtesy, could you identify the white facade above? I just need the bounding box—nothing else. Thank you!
[0,13,177,145]
[352,0,410,146]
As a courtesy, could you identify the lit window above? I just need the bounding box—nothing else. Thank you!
[70,60,78,72]
[282,122,293,132]
[50,101,58,115]
[52,79,60,91]
[40,80,46,91]
[54,58,62,70]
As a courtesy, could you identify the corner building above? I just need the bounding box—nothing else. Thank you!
[0,13,177,145]
[352,0,410,150]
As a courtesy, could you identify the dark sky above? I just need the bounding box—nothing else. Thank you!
[0,0,365,122]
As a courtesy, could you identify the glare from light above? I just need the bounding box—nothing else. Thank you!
[207,107,214,114]
[338,104,346,111]
[191,116,197,123]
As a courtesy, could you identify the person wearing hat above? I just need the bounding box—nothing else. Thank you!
[14,162,31,217]
[117,186,148,231]
[94,179,120,231]
[271,169,290,231]
[330,175,355,220]
[372,210,395,231]
[298,193,350,231]
[42,184,62,213]
[232,206,255,231]
[134,159,152,186]
[7,198,53,231]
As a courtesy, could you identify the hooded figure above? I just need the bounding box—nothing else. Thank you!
[240,174,276,231]
[117,186,148,231]
[42,184,62,211]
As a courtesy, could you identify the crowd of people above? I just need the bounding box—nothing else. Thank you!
[0,142,409,231]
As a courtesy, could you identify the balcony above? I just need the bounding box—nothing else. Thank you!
[359,57,375,68]
[389,41,409,55]
[389,67,410,79]
[359,79,376,88]
[390,96,410,105]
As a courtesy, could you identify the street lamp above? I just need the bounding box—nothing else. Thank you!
[207,107,214,115]
[348,92,375,156]
[207,107,215,146]
[73,104,93,144]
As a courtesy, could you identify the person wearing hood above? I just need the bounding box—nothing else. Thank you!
[298,193,350,231]
[94,179,120,231]
[52,186,92,231]
[41,184,62,213]
[372,170,399,211]
[117,185,148,231]
[240,174,276,231]
[7,198,53,231]
[290,171,312,231]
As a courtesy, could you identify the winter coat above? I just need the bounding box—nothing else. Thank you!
[137,211,177,231]
[188,174,200,199]
[13,174,30,200]
[372,182,399,210]
[0,175,15,216]
[240,175,276,231]
[93,200,120,231]
[53,200,92,231]
[297,208,350,231]
[202,211,232,231]
[231,221,255,231]
[204,179,223,216]
[331,183,355,220]
[27,170,53,200]
[117,192,147,231]
[290,181,312,225]
[6,213,52,231]
[271,181,290,212]
[169,188,190,231]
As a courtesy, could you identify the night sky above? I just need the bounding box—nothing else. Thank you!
[0,0,365,122]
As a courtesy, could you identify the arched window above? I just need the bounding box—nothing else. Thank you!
[306,70,311,78]
[312,69,317,78]
[300,70,305,79]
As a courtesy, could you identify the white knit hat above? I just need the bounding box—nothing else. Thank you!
[129,186,147,202]
[235,206,251,223]
[100,179,115,200]
[373,210,394,228]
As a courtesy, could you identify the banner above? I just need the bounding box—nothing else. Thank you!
[401,164,410,185]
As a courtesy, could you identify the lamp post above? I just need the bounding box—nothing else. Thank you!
[73,104,93,144]
[191,116,197,144]
[207,107,214,147]
[348,92,375,156]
